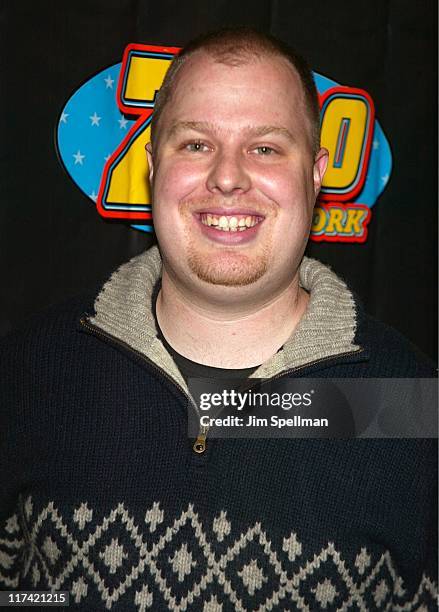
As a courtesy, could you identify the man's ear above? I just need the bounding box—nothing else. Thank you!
[145,142,154,184]
[313,147,329,197]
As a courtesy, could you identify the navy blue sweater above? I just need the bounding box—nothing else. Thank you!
[0,287,437,611]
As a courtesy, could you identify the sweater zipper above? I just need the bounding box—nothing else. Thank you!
[79,316,364,455]
[191,346,364,452]
[261,347,365,382]
[79,316,208,453]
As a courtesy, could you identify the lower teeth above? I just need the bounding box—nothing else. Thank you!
[214,226,248,232]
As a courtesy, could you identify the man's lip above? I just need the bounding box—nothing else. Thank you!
[195,214,264,243]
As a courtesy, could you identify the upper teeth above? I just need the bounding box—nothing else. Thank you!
[200,214,262,231]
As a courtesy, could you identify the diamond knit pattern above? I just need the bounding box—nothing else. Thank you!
[0,496,437,611]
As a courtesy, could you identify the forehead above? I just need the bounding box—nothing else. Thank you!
[162,51,308,134]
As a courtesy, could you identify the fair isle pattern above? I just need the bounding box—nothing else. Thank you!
[0,497,437,611]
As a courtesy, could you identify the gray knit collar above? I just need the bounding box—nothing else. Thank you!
[89,245,360,391]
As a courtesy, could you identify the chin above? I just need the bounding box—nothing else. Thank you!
[187,250,268,287]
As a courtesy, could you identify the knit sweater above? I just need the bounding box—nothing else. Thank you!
[0,247,437,611]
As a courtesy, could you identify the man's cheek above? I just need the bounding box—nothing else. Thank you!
[254,169,297,202]
[157,162,203,197]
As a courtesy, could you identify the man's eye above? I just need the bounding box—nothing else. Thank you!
[254,146,276,155]
[185,142,209,152]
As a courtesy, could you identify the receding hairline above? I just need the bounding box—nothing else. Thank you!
[167,50,306,109]
[170,47,307,88]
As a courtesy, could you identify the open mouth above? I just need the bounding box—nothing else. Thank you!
[198,213,264,232]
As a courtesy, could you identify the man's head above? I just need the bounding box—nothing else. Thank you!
[146,28,328,305]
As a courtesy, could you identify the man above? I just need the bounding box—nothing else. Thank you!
[0,28,437,611]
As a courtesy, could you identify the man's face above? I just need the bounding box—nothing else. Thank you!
[148,52,327,300]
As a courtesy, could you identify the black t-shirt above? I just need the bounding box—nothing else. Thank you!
[152,289,260,383]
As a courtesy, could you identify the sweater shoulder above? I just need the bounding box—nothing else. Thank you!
[355,308,437,377]
[0,293,96,367]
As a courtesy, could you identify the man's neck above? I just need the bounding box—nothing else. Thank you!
[155,271,309,369]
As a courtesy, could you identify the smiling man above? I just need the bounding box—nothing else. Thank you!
[0,28,437,611]
[146,43,327,370]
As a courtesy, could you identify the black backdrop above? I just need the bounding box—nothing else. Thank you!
[1,0,437,361]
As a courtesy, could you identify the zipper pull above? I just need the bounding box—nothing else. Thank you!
[193,431,207,454]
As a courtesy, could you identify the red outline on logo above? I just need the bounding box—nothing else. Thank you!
[319,86,375,203]
[117,43,181,114]
[310,202,371,243]
[97,44,180,220]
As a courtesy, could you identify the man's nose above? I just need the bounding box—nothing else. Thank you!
[206,150,251,195]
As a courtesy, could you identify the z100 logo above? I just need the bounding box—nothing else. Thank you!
[56,44,392,243]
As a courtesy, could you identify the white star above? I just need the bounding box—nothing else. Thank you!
[60,111,69,124]
[104,154,111,161]
[104,75,114,89]
[373,139,380,150]
[89,191,98,202]
[381,174,389,184]
[89,112,101,126]
[73,150,85,165]
[118,116,128,129]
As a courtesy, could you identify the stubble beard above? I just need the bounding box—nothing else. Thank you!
[186,238,271,287]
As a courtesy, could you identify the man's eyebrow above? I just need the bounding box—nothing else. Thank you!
[249,125,295,142]
[167,121,295,143]
[167,121,215,137]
